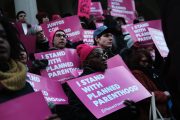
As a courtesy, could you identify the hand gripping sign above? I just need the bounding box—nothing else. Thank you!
[67,66,151,119]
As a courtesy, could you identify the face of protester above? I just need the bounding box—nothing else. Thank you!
[95,32,113,49]
[42,16,49,23]
[53,31,67,49]
[18,51,28,64]
[36,30,46,42]
[0,23,10,62]
[139,55,149,68]
[18,13,26,22]
[86,48,108,72]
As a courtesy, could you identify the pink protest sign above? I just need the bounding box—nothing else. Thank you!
[0,92,52,120]
[95,22,104,28]
[78,0,92,18]
[125,20,162,45]
[83,29,94,45]
[148,27,169,57]
[27,72,68,104]
[41,15,83,43]
[107,55,129,71]
[67,66,151,119]
[108,0,136,23]
[70,69,83,78]
[20,35,36,55]
[34,48,80,83]
[90,2,103,16]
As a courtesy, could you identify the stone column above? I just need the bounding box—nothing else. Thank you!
[14,0,38,24]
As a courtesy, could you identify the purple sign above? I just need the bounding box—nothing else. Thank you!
[148,27,169,58]
[125,20,162,45]
[70,69,83,78]
[78,0,91,18]
[108,0,136,23]
[27,72,68,104]
[0,92,52,120]
[83,29,94,45]
[90,2,103,16]
[107,55,129,71]
[34,48,80,83]
[67,66,151,118]
[95,22,104,28]
[41,15,83,43]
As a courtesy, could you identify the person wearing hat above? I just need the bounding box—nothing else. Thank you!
[60,44,139,120]
[93,26,116,58]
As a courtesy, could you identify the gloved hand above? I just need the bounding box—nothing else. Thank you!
[123,100,139,119]
[32,59,48,69]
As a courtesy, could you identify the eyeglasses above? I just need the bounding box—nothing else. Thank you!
[88,52,108,60]
[55,34,68,38]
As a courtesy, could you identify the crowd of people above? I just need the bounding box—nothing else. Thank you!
[0,1,179,119]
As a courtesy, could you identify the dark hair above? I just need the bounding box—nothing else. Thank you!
[123,48,153,70]
[52,29,66,45]
[0,16,23,59]
[36,12,48,24]
[16,11,26,19]
[115,17,126,25]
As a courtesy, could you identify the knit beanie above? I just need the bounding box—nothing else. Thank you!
[76,44,98,63]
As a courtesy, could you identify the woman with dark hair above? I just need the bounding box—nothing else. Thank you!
[122,48,171,120]
[0,16,61,120]
[36,12,49,25]
[0,16,34,103]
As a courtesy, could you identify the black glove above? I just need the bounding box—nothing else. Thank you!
[32,59,48,69]
[123,100,139,119]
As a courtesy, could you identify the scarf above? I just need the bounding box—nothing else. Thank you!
[0,59,26,91]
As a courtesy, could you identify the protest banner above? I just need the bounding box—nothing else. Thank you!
[27,72,68,104]
[34,48,80,83]
[125,20,162,45]
[108,0,136,23]
[78,0,91,18]
[90,2,103,17]
[67,66,151,118]
[41,15,83,43]
[107,55,129,71]
[83,29,94,45]
[95,22,104,28]
[148,27,169,57]
[0,92,51,120]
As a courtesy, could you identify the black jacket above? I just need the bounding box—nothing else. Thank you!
[0,82,34,104]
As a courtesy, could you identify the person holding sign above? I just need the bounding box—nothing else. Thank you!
[0,16,34,103]
[122,48,171,120]
[63,44,139,120]
[0,16,61,120]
